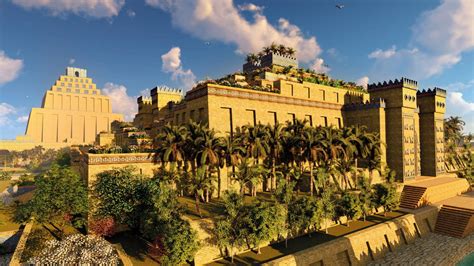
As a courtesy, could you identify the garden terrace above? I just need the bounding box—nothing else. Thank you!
[209,210,406,265]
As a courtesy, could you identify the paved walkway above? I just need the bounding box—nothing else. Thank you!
[369,233,474,265]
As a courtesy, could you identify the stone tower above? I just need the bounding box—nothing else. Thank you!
[368,78,420,181]
[417,88,446,176]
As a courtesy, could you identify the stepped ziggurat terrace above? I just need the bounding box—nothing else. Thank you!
[131,44,446,182]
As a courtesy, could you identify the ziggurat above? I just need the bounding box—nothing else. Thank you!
[133,49,447,182]
[0,67,123,151]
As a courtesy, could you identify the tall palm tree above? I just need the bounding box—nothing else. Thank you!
[263,46,272,55]
[286,47,296,57]
[277,44,286,55]
[187,166,215,217]
[284,119,308,171]
[303,127,327,195]
[266,123,285,191]
[154,123,187,169]
[221,136,245,183]
[196,128,224,199]
[319,126,347,191]
[269,43,278,54]
[240,124,269,165]
[233,158,267,196]
[339,127,360,189]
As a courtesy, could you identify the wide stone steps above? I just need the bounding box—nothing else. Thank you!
[434,205,474,238]
[399,186,427,209]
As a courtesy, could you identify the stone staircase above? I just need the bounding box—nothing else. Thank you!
[399,186,427,209]
[434,205,474,238]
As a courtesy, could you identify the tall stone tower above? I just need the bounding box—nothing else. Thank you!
[149,86,183,122]
[368,78,420,181]
[417,88,446,176]
[24,67,123,145]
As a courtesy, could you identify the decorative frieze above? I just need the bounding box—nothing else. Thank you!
[87,153,158,165]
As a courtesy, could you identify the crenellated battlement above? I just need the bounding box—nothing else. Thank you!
[417,87,447,98]
[343,98,386,111]
[150,86,183,95]
[137,96,152,104]
[368,77,418,91]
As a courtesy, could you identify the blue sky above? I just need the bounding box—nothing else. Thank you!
[0,0,473,139]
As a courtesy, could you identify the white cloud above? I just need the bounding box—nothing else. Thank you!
[69,58,75,65]
[126,9,136,17]
[368,45,397,59]
[238,3,263,13]
[0,103,16,126]
[445,79,474,92]
[310,58,330,73]
[368,0,474,80]
[356,76,369,89]
[146,0,321,64]
[0,50,23,85]
[161,47,196,90]
[446,92,474,133]
[11,0,125,18]
[16,115,29,123]
[101,82,137,121]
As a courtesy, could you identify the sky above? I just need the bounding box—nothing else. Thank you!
[0,0,473,139]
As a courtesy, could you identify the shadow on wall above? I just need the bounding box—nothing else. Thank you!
[283,206,438,266]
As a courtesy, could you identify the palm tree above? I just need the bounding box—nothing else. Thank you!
[221,136,245,181]
[155,124,187,169]
[269,43,278,54]
[286,47,296,57]
[240,124,269,165]
[303,127,327,195]
[263,46,272,55]
[196,128,224,199]
[277,44,286,55]
[233,158,267,196]
[266,123,285,191]
[319,126,347,191]
[187,166,215,217]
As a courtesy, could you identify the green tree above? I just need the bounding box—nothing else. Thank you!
[371,183,399,215]
[288,196,322,238]
[266,123,285,191]
[186,166,215,217]
[320,186,336,233]
[233,158,267,196]
[214,191,246,263]
[243,200,285,254]
[92,166,146,229]
[155,124,188,169]
[15,165,88,228]
[357,176,373,221]
[156,217,199,266]
[337,192,362,227]
[303,127,326,195]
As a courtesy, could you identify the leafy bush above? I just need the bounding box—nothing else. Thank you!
[0,171,11,181]
[89,217,116,237]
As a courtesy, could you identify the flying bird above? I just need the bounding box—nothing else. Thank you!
[336,4,345,9]
[204,41,211,46]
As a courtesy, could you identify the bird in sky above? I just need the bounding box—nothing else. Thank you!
[204,41,211,45]
[336,4,345,9]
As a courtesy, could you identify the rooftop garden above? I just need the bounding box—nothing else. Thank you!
[245,43,297,64]
[192,44,367,93]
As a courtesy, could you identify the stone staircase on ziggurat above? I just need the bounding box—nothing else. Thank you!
[399,175,474,238]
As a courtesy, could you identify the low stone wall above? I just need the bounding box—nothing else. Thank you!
[369,231,474,265]
[9,222,33,266]
[263,206,439,266]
